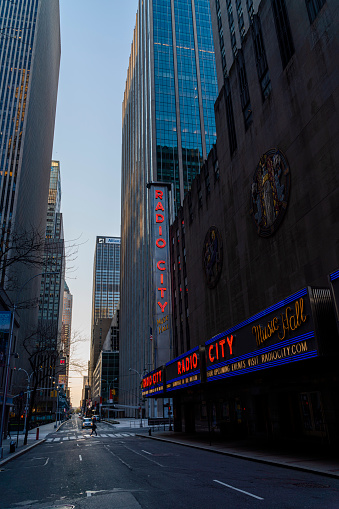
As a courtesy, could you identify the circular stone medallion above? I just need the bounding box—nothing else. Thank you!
[202,226,223,288]
[250,148,290,237]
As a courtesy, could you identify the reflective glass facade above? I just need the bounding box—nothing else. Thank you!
[153,0,217,205]
[121,0,217,414]
[90,237,120,388]
[46,161,61,238]
[92,237,121,322]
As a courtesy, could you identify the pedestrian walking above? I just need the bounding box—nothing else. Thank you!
[90,420,97,436]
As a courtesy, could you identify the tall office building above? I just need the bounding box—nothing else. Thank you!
[89,237,120,390]
[0,1,60,428]
[46,160,61,239]
[61,281,73,395]
[120,0,218,413]
[37,161,65,415]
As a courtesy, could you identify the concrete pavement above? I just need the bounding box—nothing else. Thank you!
[138,429,339,480]
[2,417,339,481]
[0,419,67,467]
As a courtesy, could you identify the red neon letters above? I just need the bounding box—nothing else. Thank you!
[208,335,234,363]
[177,352,198,375]
[155,189,167,314]
[143,370,162,388]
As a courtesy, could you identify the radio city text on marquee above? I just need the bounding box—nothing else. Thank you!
[207,297,309,377]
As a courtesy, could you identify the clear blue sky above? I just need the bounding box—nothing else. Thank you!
[52,0,138,405]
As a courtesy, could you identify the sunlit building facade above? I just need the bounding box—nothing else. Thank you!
[120,0,218,414]
[61,281,72,392]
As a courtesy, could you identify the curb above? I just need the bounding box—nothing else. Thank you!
[0,439,46,467]
[136,434,339,480]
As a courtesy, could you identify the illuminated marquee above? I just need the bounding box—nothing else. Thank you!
[206,288,320,382]
[142,367,165,398]
[149,183,172,366]
[166,346,201,392]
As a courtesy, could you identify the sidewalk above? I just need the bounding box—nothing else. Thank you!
[137,430,339,480]
[0,420,66,467]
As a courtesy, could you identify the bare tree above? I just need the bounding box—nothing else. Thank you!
[20,321,65,445]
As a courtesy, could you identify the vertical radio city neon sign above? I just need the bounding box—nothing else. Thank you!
[149,183,172,366]
[155,189,168,315]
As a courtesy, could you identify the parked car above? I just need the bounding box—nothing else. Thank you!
[82,418,92,429]
[92,415,100,422]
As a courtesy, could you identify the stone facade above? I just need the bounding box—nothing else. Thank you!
[171,0,339,355]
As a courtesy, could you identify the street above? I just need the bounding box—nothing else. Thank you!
[1,416,339,508]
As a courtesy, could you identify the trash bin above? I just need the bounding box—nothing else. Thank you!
[10,440,15,453]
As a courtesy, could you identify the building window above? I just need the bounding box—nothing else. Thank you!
[271,0,295,69]
[236,49,253,130]
[305,0,326,23]
[225,78,237,155]
[214,159,220,181]
[252,15,271,101]
[246,0,254,21]
[205,168,210,196]
[188,197,193,223]
[197,178,203,209]
[236,0,246,40]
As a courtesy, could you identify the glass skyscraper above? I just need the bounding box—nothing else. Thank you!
[89,237,120,390]
[120,0,217,413]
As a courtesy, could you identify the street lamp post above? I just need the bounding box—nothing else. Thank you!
[50,377,59,428]
[129,368,143,428]
[0,271,54,459]
[18,368,34,435]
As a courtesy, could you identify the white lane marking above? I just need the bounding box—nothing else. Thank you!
[43,458,49,466]
[122,444,165,467]
[108,434,116,438]
[213,480,264,500]
[46,438,53,442]
[141,450,152,455]
[86,490,106,497]
[103,445,132,470]
[69,436,76,440]
[100,434,107,437]
[114,433,122,437]
[63,437,69,441]
[79,455,82,461]
[54,438,60,442]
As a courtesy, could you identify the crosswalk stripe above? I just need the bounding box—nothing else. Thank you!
[50,432,136,442]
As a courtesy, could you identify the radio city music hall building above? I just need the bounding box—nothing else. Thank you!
[142,0,339,448]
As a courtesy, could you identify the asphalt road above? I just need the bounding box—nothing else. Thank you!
[1,416,339,508]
